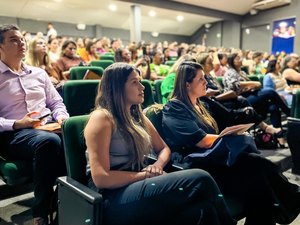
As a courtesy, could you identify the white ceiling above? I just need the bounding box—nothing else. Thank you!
[0,0,257,36]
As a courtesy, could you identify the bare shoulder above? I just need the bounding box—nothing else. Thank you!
[86,109,114,132]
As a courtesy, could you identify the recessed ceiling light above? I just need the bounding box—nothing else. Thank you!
[109,4,117,11]
[53,0,62,2]
[176,15,184,22]
[148,10,156,17]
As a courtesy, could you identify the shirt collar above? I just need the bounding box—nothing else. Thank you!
[0,60,31,75]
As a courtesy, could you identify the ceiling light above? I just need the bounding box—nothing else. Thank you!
[250,9,258,15]
[109,4,117,11]
[53,0,62,2]
[204,23,212,29]
[245,28,250,35]
[176,15,184,22]
[148,10,156,17]
[266,25,270,30]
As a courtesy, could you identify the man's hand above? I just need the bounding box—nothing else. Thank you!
[57,116,68,125]
[13,112,42,130]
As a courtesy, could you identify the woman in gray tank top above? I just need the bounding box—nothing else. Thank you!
[84,62,236,225]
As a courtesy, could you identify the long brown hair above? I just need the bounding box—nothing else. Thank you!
[94,62,151,169]
[172,61,219,132]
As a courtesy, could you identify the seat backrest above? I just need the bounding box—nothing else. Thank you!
[62,115,89,184]
[247,75,259,82]
[99,55,114,61]
[291,89,300,118]
[70,66,103,80]
[165,60,176,67]
[216,77,224,89]
[141,79,155,108]
[143,104,164,139]
[90,60,114,70]
[153,79,163,104]
[63,80,100,116]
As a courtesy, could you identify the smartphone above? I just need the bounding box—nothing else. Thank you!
[38,112,53,120]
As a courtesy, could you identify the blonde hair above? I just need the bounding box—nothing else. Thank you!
[26,37,50,67]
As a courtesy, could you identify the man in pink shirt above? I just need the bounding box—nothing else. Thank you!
[0,24,69,225]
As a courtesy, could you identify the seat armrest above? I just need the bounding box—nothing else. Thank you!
[57,176,102,204]
[57,176,103,225]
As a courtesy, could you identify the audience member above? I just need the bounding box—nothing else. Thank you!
[223,53,290,145]
[114,48,151,79]
[81,40,100,64]
[0,24,69,225]
[162,61,300,225]
[84,62,236,225]
[47,37,60,63]
[282,55,300,84]
[53,40,84,80]
[264,59,294,107]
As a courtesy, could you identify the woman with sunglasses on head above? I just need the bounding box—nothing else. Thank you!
[162,61,300,225]
[84,62,236,225]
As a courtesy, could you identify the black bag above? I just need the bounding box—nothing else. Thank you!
[253,129,278,149]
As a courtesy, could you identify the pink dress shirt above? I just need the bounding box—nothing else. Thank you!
[0,60,69,132]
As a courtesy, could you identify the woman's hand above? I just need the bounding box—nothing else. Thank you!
[142,164,164,178]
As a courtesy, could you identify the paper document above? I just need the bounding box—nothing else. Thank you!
[219,123,254,138]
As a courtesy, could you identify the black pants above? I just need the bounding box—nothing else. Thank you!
[88,169,236,225]
[0,129,65,218]
[191,152,300,225]
[244,89,290,128]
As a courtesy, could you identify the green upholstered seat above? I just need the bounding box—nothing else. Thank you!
[291,89,300,118]
[0,159,32,185]
[247,75,260,82]
[99,55,114,61]
[165,60,176,67]
[70,66,103,80]
[90,60,114,70]
[153,79,163,104]
[63,80,100,116]
[62,115,89,184]
[57,115,103,225]
[143,104,164,139]
[216,77,224,89]
[141,79,155,108]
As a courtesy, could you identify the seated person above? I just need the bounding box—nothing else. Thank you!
[150,50,170,80]
[0,24,69,225]
[84,62,235,225]
[264,59,294,107]
[162,61,300,225]
[197,53,279,133]
[282,55,300,84]
[53,40,84,80]
[161,54,195,103]
[223,53,290,145]
[114,47,150,79]
[25,37,63,93]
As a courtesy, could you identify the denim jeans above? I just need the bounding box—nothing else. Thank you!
[0,128,64,218]
[88,169,236,225]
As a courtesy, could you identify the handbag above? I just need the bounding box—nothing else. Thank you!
[252,129,278,149]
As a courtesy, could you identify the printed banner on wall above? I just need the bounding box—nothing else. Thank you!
[272,17,296,54]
